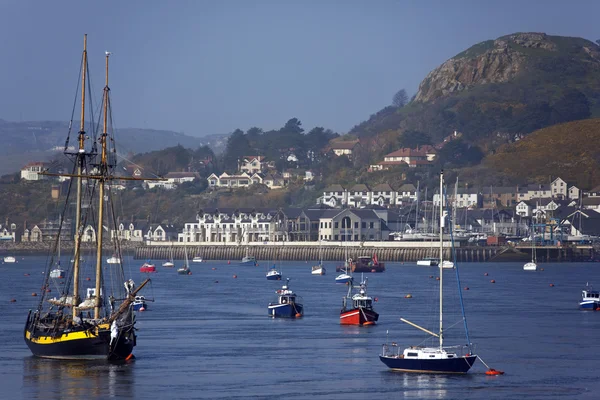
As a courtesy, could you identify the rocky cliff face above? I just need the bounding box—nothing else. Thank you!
[414,32,600,102]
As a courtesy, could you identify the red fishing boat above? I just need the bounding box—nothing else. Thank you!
[340,277,379,325]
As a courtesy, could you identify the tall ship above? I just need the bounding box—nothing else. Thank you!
[24,36,151,361]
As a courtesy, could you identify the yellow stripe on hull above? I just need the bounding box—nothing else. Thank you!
[25,323,110,344]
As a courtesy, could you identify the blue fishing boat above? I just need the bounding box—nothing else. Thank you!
[132,295,148,311]
[580,283,600,310]
[268,279,303,318]
[266,266,282,280]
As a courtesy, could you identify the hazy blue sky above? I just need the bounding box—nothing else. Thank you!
[1,0,599,137]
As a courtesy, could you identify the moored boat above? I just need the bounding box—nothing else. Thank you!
[3,256,16,263]
[268,278,303,318]
[24,39,150,361]
[266,266,282,280]
[107,255,121,264]
[580,283,600,310]
[350,254,385,273]
[241,255,257,266]
[192,256,203,263]
[311,264,326,275]
[177,249,192,275]
[417,257,439,267]
[380,170,479,374]
[132,295,148,311]
[340,277,378,325]
[140,261,156,273]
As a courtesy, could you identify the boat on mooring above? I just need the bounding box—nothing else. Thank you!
[177,249,192,275]
[132,295,148,311]
[24,37,150,361]
[3,256,16,263]
[266,266,282,280]
[350,254,385,273]
[580,283,600,310]
[268,278,303,318]
[140,261,156,273]
[379,170,478,374]
[340,277,378,325]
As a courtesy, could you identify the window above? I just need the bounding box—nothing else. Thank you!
[370,222,374,229]
[362,222,366,229]
[334,222,339,228]
[334,235,338,241]
[354,222,358,229]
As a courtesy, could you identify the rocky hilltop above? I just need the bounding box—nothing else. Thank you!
[414,32,600,102]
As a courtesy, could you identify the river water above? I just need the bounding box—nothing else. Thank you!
[1,256,599,399]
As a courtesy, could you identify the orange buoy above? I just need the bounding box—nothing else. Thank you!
[139,307,146,312]
[233,274,237,278]
[436,276,440,281]
[484,273,489,276]
[549,283,554,287]
[295,313,302,318]
[31,293,37,296]
[125,353,134,361]
[490,279,496,283]
[363,321,375,325]
[464,287,469,290]
[485,368,504,375]
[10,298,16,303]
[405,294,412,298]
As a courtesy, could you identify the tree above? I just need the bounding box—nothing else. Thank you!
[397,130,432,149]
[392,89,408,108]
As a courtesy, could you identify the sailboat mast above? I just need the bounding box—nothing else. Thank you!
[72,34,87,319]
[439,170,444,349]
[94,51,110,319]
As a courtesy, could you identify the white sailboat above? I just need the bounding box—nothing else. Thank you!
[311,241,326,275]
[162,243,175,267]
[524,225,537,271]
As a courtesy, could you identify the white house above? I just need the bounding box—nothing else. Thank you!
[551,177,568,199]
[21,162,49,181]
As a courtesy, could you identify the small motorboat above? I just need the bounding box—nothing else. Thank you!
[132,295,148,311]
[107,255,121,264]
[3,256,16,263]
[49,267,65,279]
[268,278,303,318]
[266,266,282,280]
[417,257,439,267]
[442,260,454,269]
[162,260,174,267]
[580,283,600,310]
[241,255,257,266]
[192,256,203,263]
[340,277,379,325]
[140,261,156,273]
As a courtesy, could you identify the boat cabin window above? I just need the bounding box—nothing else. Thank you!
[407,352,418,357]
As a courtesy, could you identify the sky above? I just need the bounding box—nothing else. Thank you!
[1,0,599,137]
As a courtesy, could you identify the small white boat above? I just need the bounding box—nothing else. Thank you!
[50,268,65,279]
[311,264,326,275]
[417,257,439,266]
[3,256,16,263]
[442,260,454,269]
[335,272,352,284]
[192,256,203,263]
[162,261,175,267]
[523,262,537,271]
[107,256,121,264]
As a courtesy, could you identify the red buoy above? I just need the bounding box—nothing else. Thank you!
[227,260,230,264]
[10,298,16,303]
[233,274,237,278]
[490,279,496,283]
[485,368,504,376]
[464,287,469,290]
[363,321,375,325]
[484,273,489,276]
[24,273,30,276]
[295,313,302,318]
[139,307,146,312]
[31,293,37,297]
[549,283,554,287]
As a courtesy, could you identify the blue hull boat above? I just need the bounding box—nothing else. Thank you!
[580,284,600,310]
[379,353,477,374]
[268,279,303,318]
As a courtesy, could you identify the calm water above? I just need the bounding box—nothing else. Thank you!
[1,256,599,399]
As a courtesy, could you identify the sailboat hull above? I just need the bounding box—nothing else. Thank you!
[379,355,477,374]
[24,324,135,361]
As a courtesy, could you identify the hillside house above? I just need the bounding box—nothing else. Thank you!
[21,162,49,181]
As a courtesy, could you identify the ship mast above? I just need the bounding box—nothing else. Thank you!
[94,51,111,319]
[72,34,87,319]
[439,170,444,349]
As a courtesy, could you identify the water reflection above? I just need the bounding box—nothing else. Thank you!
[380,371,450,398]
[23,357,134,399]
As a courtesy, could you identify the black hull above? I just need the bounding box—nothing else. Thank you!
[24,314,136,361]
[379,355,477,374]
